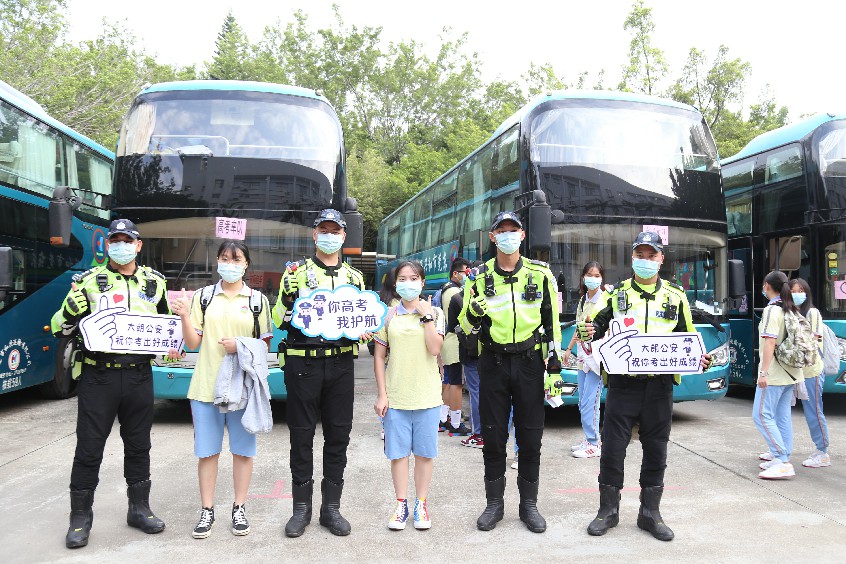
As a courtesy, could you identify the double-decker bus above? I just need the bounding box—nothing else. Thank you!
[723,113,846,391]
[376,90,739,404]
[111,80,362,399]
[0,80,115,397]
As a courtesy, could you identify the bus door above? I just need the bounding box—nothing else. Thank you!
[728,236,756,385]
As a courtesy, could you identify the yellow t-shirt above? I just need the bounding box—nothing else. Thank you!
[440,284,462,365]
[187,282,273,402]
[374,303,444,410]
[575,290,603,371]
[803,307,825,378]
[758,303,805,386]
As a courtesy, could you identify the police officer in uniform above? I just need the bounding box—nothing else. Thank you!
[51,219,168,548]
[458,212,563,533]
[272,209,366,538]
[578,231,712,541]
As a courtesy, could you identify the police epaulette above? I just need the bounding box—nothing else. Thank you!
[525,258,549,268]
[666,280,684,292]
[287,259,306,273]
[72,267,99,283]
[468,264,488,280]
[143,267,166,280]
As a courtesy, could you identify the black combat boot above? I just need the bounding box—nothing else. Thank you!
[127,480,166,534]
[637,485,674,541]
[285,479,313,537]
[66,490,94,548]
[318,478,351,536]
[517,476,546,533]
[587,484,620,536]
[476,475,506,531]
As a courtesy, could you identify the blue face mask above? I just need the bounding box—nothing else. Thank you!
[217,262,244,283]
[494,231,521,255]
[108,241,137,265]
[316,233,344,254]
[584,276,602,290]
[396,281,422,301]
[792,292,807,306]
[632,257,660,279]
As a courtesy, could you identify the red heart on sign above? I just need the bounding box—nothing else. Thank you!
[624,317,635,327]
[113,294,125,303]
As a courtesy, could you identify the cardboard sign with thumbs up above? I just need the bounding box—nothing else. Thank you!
[593,319,706,375]
[78,295,184,354]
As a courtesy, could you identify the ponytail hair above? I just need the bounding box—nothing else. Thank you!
[788,277,813,317]
[764,270,798,314]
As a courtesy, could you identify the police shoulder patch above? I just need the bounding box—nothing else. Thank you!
[144,267,166,280]
[72,267,100,283]
[287,259,307,273]
[525,258,549,269]
[468,263,488,280]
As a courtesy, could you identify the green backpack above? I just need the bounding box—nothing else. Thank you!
[775,311,820,369]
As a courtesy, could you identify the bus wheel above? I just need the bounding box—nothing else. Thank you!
[39,338,78,399]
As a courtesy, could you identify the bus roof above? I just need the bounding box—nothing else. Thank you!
[0,79,114,159]
[140,80,331,104]
[489,89,700,139]
[722,113,846,164]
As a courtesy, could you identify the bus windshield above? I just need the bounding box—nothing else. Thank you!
[531,101,723,222]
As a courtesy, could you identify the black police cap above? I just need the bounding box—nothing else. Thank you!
[632,231,663,252]
[108,219,140,240]
[313,209,347,229]
[490,211,523,231]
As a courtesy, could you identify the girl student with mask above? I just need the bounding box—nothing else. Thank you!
[373,260,445,531]
[754,271,805,480]
[563,261,607,459]
[770,278,830,468]
[170,240,273,538]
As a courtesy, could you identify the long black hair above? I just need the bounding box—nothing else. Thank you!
[789,277,814,317]
[764,270,798,314]
[579,261,605,297]
[379,266,400,304]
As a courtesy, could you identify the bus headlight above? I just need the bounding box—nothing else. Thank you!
[708,342,730,368]
[837,338,846,361]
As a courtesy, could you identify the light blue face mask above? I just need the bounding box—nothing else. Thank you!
[584,276,602,290]
[632,257,661,279]
[396,281,422,301]
[494,231,521,255]
[108,241,137,265]
[217,262,244,283]
[792,292,807,306]
[316,233,344,254]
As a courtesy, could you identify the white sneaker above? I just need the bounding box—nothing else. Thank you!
[758,461,795,479]
[802,450,832,468]
[572,444,601,459]
[571,439,589,452]
[759,451,774,461]
[759,458,781,470]
[510,455,519,470]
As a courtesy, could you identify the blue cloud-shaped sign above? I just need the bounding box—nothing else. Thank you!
[291,284,388,340]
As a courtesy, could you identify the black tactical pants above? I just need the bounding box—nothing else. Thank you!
[478,348,545,482]
[598,373,674,488]
[70,363,154,491]
[284,352,355,485]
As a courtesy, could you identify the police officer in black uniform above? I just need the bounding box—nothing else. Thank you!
[51,219,168,548]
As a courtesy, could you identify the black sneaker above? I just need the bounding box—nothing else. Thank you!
[192,507,215,539]
[447,421,472,436]
[231,503,250,536]
[438,420,449,432]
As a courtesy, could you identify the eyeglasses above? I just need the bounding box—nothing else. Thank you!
[218,257,246,265]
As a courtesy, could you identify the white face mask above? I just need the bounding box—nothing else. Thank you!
[494,231,521,254]
[316,233,344,254]
[584,276,602,290]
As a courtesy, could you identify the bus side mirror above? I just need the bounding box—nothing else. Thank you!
[0,247,12,301]
[527,202,551,252]
[343,197,363,256]
[49,186,80,247]
[728,258,746,299]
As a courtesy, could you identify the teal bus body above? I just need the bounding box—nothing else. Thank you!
[111,80,352,399]
[723,113,846,392]
[377,90,732,405]
[0,80,115,396]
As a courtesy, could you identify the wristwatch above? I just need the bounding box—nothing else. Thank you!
[420,314,434,324]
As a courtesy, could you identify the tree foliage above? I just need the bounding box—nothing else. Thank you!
[619,0,668,95]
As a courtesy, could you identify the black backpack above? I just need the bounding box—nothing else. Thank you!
[198,285,264,339]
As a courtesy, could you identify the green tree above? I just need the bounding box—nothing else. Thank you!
[207,11,254,81]
[619,0,667,95]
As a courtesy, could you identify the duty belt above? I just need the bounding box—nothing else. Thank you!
[285,346,355,358]
[83,357,151,369]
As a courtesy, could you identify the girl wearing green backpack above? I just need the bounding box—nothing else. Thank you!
[754,271,804,479]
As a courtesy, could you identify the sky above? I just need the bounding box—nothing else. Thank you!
[64,0,846,120]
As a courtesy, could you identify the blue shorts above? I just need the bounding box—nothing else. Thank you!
[442,363,463,385]
[190,400,257,459]
[383,406,440,460]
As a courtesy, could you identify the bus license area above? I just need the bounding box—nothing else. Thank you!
[2,376,22,391]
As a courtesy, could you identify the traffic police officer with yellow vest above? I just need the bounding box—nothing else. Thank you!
[50,219,168,548]
[578,231,712,541]
[272,209,366,538]
[458,211,563,533]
